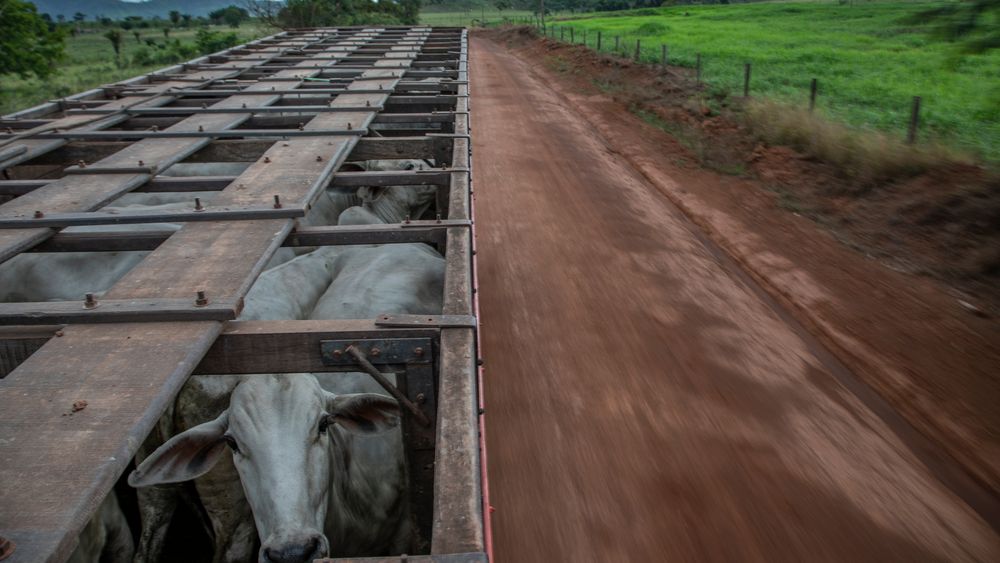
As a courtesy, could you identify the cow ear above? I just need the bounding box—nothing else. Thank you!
[128,411,229,487]
[326,393,400,435]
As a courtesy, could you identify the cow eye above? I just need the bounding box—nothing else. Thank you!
[318,416,331,435]
[223,434,240,454]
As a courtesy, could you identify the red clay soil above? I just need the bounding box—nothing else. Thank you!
[471,33,1000,562]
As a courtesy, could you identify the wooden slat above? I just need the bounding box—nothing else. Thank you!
[431,30,483,555]
[0,38,312,264]
[0,28,437,563]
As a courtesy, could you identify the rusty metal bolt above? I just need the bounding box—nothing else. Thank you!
[477,358,484,366]
[332,349,343,358]
[77,159,87,168]
[194,197,204,212]
[138,160,144,167]
[415,393,426,404]
[346,122,352,130]
[84,293,98,309]
[33,210,44,219]
[316,155,323,162]
[264,156,271,163]
[413,347,424,357]
[298,122,305,131]
[151,125,159,132]
[195,291,208,307]
[242,103,247,109]
[54,330,64,337]
[273,195,282,209]
[403,214,411,224]
[198,125,204,132]
[435,213,442,223]
[365,100,371,107]
[0,535,15,561]
[369,347,381,357]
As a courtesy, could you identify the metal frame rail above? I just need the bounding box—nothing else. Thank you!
[0,26,485,563]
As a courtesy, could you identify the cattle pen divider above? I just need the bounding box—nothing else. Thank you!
[0,26,488,563]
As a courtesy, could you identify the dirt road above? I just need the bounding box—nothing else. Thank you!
[470,36,999,562]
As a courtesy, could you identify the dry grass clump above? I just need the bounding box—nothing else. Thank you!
[744,99,967,184]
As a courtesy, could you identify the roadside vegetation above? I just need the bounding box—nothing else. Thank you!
[546,2,1000,163]
[0,4,268,115]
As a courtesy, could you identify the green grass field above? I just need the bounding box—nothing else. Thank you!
[550,3,1000,161]
[1,25,267,115]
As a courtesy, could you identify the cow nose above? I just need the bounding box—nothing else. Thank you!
[262,534,325,563]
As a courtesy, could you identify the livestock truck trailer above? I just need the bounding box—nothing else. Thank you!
[0,26,491,563]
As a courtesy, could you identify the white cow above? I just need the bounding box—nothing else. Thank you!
[130,204,445,561]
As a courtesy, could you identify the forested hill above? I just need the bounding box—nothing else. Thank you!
[29,0,269,19]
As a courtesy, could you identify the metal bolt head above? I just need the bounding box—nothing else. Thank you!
[332,349,343,358]
[264,156,271,163]
[195,290,208,307]
[369,347,381,357]
[347,122,352,130]
[194,197,204,212]
[33,210,44,219]
[83,293,97,309]
[316,155,323,162]
[138,160,144,166]
[77,159,87,168]
[413,347,424,357]
[273,195,282,209]
[415,393,426,404]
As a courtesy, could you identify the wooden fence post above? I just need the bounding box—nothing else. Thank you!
[635,39,641,61]
[743,62,752,97]
[583,29,587,46]
[907,96,922,144]
[570,27,574,43]
[597,31,602,51]
[560,27,564,41]
[809,78,818,112]
[696,53,702,83]
[661,44,667,67]
[615,35,620,52]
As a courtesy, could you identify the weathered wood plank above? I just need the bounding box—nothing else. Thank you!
[431,30,484,555]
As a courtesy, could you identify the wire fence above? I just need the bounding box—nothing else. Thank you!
[530,20,926,145]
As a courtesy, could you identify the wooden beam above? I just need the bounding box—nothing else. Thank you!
[28,221,453,253]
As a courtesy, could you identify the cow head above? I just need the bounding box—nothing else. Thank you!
[129,375,400,563]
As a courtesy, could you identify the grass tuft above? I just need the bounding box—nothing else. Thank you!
[745,98,964,183]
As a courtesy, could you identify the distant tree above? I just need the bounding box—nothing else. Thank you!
[906,0,1000,54]
[163,27,170,39]
[0,0,66,78]
[104,29,124,66]
[169,10,181,25]
[495,0,513,12]
[73,12,86,22]
[57,14,65,23]
[181,14,193,27]
[209,5,249,28]
[133,30,142,44]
